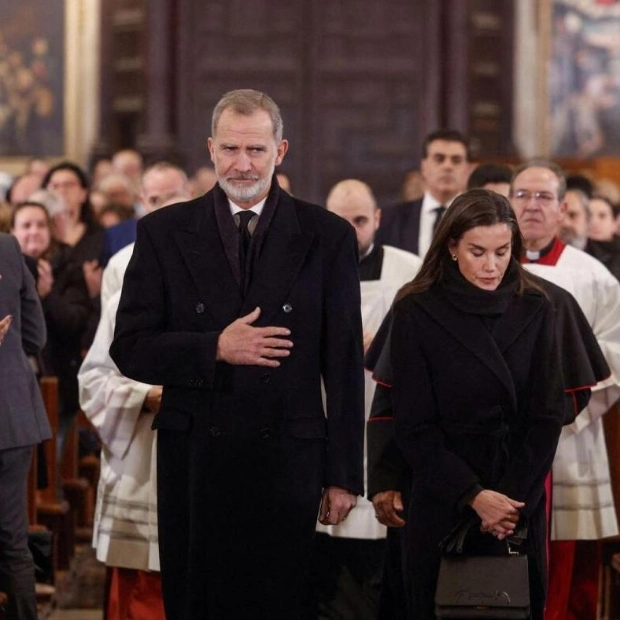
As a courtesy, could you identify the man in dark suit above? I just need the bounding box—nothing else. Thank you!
[110,89,365,620]
[0,233,51,620]
[377,129,471,257]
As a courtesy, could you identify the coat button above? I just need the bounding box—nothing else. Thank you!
[259,428,272,440]
[282,303,293,313]
[195,302,205,314]
[209,426,221,438]
[260,372,271,384]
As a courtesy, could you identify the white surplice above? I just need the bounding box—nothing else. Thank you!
[525,244,620,540]
[317,245,422,539]
[79,278,160,570]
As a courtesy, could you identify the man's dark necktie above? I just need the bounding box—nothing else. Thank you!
[432,205,447,235]
[237,210,256,290]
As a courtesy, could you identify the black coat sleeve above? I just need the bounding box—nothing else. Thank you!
[320,224,365,495]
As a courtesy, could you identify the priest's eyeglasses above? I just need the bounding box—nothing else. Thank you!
[512,190,556,205]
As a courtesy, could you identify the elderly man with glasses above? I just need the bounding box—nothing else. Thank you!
[510,159,620,620]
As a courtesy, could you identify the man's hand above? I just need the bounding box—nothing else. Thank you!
[216,307,293,367]
[0,314,12,345]
[142,386,163,414]
[372,490,406,527]
[470,489,524,540]
[318,486,357,525]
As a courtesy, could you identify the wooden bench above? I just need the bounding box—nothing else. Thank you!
[36,377,75,571]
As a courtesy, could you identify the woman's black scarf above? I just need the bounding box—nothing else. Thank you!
[438,254,521,316]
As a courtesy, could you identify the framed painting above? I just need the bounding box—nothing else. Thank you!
[0,1,65,160]
[548,0,620,158]
[0,0,99,176]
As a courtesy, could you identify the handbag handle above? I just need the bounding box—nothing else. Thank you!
[439,514,528,555]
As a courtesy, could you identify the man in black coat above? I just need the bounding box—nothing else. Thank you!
[110,89,365,620]
[377,129,471,257]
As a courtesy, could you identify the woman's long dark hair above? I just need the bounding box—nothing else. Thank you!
[397,189,544,301]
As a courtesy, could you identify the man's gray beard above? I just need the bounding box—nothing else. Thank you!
[218,169,273,204]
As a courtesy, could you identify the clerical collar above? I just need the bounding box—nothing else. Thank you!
[524,238,557,262]
[522,237,566,265]
[228,197,267,217]
[359,243,375,262]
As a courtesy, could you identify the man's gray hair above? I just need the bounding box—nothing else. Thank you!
[510,158,567,200]
[211,89,284,142]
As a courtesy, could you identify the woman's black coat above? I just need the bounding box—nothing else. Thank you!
[390,284,564,619]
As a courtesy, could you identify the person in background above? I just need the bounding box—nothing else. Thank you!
[276,172,292,195]
[24,157,50,179]
[510,160,620,620]
[78,188,190,620]
[97,204,134,229]
[10,199,92,436]
[101,162,192,308]
[89,190,111,220]
[96,173,137,217]
[399,169,425,203]
[0,232,51,620]
[42,162,103,331]
[586,195,620,282]
[312,179,421,619]
[111,149,144,216]
[6,174,42,208]
[91,159,113,189]
[378,130,471,257]
[467,162,513,197]
[558,188,590,250]
[100,161,191,275]
[190,165,217,197]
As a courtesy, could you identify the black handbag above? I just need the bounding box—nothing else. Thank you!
[434,517,530,619]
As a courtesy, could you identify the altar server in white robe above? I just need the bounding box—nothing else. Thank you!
[313,179,422,619]
[78,165,191,620]
[510,159,620,620]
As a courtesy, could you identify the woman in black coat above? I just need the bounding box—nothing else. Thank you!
[390,189,565,619]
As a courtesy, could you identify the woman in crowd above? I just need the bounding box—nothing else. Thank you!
[42,162,104,322]
[586,195,620,281]
[10,200,94,472]
[389,189,565,619]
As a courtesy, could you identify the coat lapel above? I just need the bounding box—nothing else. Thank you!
[493,290,545,353]
[415,289,542,403]
[241,193,315,323]
[173,195,243,326]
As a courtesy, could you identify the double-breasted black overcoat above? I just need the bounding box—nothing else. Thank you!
[110,182,365,619]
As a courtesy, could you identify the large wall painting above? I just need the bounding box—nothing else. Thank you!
[0,1,64,157]
[551,0,620,158]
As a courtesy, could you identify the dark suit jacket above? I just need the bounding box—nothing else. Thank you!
[110,182,365,619]
[0,233,51,450]
[390,284,565,618]
[376,198,423,255]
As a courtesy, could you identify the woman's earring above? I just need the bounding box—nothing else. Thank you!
[451,254,457,261]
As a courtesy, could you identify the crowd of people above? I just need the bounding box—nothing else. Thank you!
[1,88,620,620]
